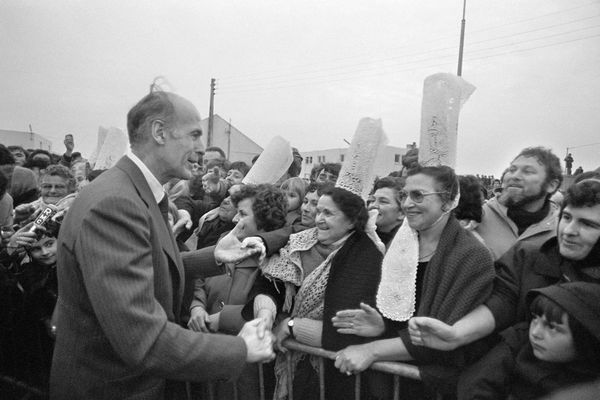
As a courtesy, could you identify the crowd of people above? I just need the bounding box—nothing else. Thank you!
[0,90,599,400]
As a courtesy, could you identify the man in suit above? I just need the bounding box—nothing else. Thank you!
[50,91,274,399]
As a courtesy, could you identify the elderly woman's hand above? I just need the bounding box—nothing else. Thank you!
[334,344,375,375]
[332,303,385,337]
[273,317,292,353]
[408,316,460,350]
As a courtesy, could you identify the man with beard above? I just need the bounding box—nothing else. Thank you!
[475,147,562,260]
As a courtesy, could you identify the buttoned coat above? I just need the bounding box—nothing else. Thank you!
[50,156,247,400]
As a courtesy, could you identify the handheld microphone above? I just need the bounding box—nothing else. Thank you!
[29,205,58,237]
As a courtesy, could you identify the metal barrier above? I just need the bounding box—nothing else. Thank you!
[283,339,422,400]
[202,338,428,400]
[0,375,47,399]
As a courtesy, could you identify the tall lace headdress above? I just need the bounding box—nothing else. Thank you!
[243,135,293,185]
[89,126,128,170]
[335,118,387,200]
[378,73,470,321]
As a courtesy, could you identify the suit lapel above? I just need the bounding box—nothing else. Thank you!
[115,157,185,312]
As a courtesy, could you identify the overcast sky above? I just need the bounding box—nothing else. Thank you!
[1,0,599,176]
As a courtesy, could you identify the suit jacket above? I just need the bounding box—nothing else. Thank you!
[50,156,247,400]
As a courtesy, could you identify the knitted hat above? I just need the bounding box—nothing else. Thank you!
[335,118,387,200]
[527,282,600,342]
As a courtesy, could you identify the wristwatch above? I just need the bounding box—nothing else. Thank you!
[287,317,295,338]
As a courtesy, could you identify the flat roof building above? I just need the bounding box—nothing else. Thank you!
[0,129,53,152]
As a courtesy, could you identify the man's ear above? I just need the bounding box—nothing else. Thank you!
[151,119,167,145]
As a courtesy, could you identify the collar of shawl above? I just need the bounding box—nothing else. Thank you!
[376,218,419,321]
[291,236,348,320]
[260,228,320,286]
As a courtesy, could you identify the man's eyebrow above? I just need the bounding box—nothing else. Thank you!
[581,217,600,228]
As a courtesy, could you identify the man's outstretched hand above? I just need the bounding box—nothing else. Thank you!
[214,224,264,264]
[239,318,276,363]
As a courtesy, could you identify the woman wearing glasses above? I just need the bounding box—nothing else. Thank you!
[332,165,495,398]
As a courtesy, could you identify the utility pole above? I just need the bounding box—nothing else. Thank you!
[227,118,232,160]
[207,78,216,147]
[457,0,467,76]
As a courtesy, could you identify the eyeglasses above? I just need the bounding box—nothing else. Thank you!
[399,190,448,203]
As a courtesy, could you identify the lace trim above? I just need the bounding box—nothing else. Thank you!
[260,228,319,287]
[376,218,419,321]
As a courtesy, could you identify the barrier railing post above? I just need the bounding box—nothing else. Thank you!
[232,380,239,400]
[207,382,216,400]
[286,351,294,400]
[393,375,400,400]
[354,373,361,400]
[318,356,325,400]
[258,363,265,400]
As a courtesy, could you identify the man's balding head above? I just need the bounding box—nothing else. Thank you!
[127,91,198,147]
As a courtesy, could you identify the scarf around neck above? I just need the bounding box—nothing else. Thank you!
[507,199,550,235]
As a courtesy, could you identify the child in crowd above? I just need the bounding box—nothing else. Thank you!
[9,232,60,389]
[460,282,600,399]
[225,161,250,186]
[279,177,306,225]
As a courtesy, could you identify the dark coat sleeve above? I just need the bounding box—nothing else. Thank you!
[457,340,515,400]
[256,225,293,256]
[485,244,529,331]
[241,274,288,321]
[73,196,246,382]
[181,245,227,281]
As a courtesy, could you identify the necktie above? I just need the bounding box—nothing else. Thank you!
[158,194,170,228]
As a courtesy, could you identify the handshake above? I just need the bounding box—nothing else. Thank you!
[188,309,275,363]
[238,319,276,363]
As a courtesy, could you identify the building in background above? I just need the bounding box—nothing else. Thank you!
[201,115,262,164]
[0,129,53,152]
[299,145,408,180]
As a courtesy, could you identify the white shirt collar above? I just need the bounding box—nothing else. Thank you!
[126,150,164,204]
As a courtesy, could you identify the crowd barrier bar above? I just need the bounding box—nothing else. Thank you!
[202,338,433,400]
[0,375,47,399]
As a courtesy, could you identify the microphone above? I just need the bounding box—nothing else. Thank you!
[29,205,58,237]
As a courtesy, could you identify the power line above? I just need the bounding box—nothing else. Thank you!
[218,15,600,91]
[219,2,599,83]
[217,28,600,94]
[218,32,600,95]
